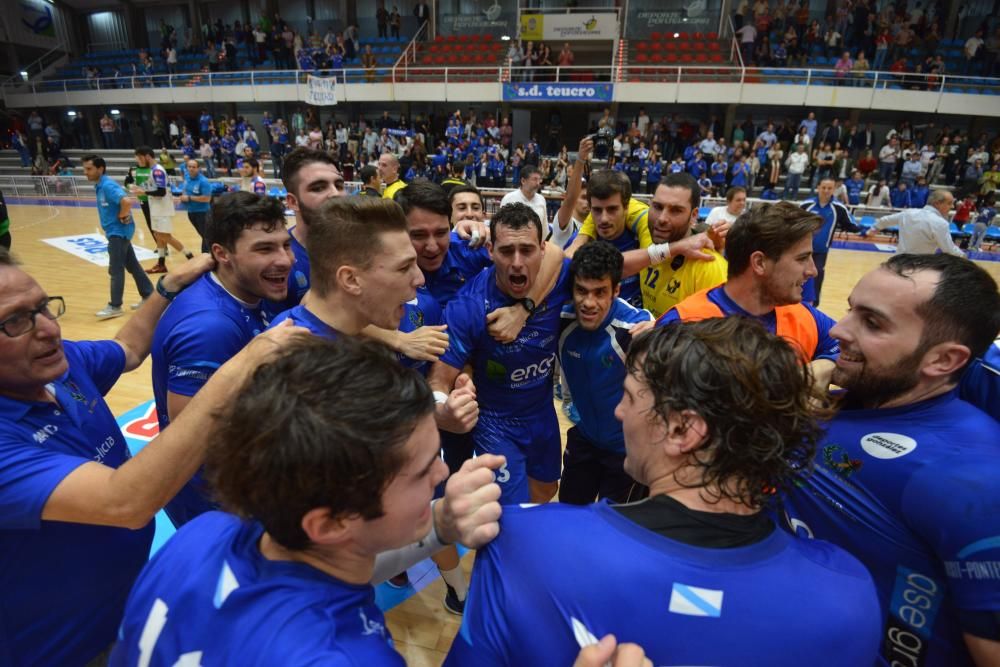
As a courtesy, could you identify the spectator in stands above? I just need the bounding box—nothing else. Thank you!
[523,41,538,82]
[783,143,810,199]
[390,6,402,39]
[866,179,891,207]
[100,114,115,150]
[362,45,377,83]
[877,137,899,184]
[499,165,547,225]
[706,187,748,228]
[557,43,574,81]
[376,3,389,39]
[890,181,912,208]
[900,153,923,187]
[736,21,757,64]
[964,30,985,75]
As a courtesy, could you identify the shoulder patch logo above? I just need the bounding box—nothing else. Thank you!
[860,432,917,460]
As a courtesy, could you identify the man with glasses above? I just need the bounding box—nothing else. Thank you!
[84,154,155,320]
[0,248,306,666]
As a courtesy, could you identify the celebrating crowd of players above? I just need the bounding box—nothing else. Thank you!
[1,136,999,666]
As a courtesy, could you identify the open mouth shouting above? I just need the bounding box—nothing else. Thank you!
[508,273,528,294]
[261,270,289,295]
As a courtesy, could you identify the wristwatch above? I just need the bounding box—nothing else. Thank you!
[517,297,537,316]
[155,276,181,301]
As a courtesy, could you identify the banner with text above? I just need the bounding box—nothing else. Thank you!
[502,82,614,103]
[43,234,158,267]
[305,75,338,106]
[519,13,618,41]
[625,0,722,39]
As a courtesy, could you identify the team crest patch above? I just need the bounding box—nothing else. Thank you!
[823,444,863,479]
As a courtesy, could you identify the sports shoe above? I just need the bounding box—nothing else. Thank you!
[562,400,580,425]
[554,382,564,401]
[443,584,466,615]
[145,263,168,274]
[386,572,410,589]
[95,305,125,320]
[131,297,148,310]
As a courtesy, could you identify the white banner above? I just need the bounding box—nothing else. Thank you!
[305,75,338,106]
[521,13,618,41]
[43,234,158,267]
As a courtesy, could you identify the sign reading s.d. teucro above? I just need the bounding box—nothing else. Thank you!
[305,75,338,106]
[502,82,614,103]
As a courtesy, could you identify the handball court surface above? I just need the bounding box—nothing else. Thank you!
[9,201,1000,665]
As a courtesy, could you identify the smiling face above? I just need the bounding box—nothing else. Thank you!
[759,233,817,306]
[489,223,544,300]
[831,267,936,408]
[0,267,67,400]
[215,222,294,303]
[615,365,668,486]
[407,207,452,273]
[450,192,484,226]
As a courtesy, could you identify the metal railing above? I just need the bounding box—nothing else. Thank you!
[3,43,68,85]
[0,174,86,201]
[392,21,429,83]
[3,62,999,99]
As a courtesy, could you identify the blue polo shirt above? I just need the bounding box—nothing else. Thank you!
[0,340,154,666]
[183,173,212,213]
[422,231,492,309]
[269,304,342,340]
[95,173,134,239]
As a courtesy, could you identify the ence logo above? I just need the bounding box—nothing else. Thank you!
[823,444,863,479]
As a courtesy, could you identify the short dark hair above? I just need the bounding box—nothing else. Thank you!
[280,147,339,197]
[726,202,822,278]
[206,337,434,551]
[206,192,288,254]
[82,154,106,172]
[306,196,408,297]
[394,178,450,218]
[359,164,378,186]
[627,317,824,508]
[134,146,154,157]
[520,165,540,183]
[449,182,483,207]
[659,173,700,211]
[241,157,260,170]
[491,202,543,245]
[588,169,631,206]
[883,254,1000,376]
[725,186,747,202]
[570,240,623,289]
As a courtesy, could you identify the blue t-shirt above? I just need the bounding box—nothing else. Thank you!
[846,177,865,205]
[151,273,269,527]
[783,390,1000,666]
[421,231,492,309]
[891,187,912,209]
[558,298,652,452]
[269,304,341,340]
[959,339,999,421]
[95,174,134,239]
[910,185,930,208]
[269,227,310,314]
[183,173,212,213]
[398,287,444,376]
[657,284,840,361]
[109,512,403,667]
[446,502,881,667]
[440,260,572,416]
[730,162,750,187]
[710,160,728,184]
[0,341,154,666]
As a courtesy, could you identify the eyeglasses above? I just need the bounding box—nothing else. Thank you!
[0,297,65,338]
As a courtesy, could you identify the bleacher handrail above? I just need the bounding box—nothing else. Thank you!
[393,20,430,84]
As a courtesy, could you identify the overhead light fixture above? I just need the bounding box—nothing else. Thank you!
[501,35,511,41]
[67,111,77,117]
[19,71,28,80]
[673,32,680,38]
[110,109,120,115]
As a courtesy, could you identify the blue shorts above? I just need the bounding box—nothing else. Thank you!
[474,409,562,503]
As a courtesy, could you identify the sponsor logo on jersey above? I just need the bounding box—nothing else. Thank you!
[886,566,942,665]
[860,432,917,460]
[486,359,508,382]
[668,583,723,617]
[822,444,863,479]
[509,354,556,384]
[665,278,682,294]
[944,536,1000,581]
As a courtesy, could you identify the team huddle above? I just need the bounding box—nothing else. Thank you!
[1,142,999,667]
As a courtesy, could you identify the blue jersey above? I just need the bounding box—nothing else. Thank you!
[960,338,999,421]
[891,187,912,209]
[446,503,881,667]
[95,174,134,238]
[268,227,310,314]
[110,512,403,667]
[686,158,707,178]
[269,304,342,339]
[151,273,269,526]
[730,161,750,187]
[646,159,662,184]
[710,160,728,184]
[398,287,443,376]
[846,177,865,205]
[0,341,153,666]
[657,284,840,361]
[183,173,212,213]
[421,231,491,308]
[440,260,572,416]
[558,299,652,452]
[800,197,854,254]
[783,390,1000,666]
[668,161,685,174]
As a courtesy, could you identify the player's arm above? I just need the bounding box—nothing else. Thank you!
[427,361,478,433]
[556,137,592,232]
[41,322,305,529]
[148,168,168,197]
[360,323,449,362]
[114,254,215,372]
[965,634,1000,667]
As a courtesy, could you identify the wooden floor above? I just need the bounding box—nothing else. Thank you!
[10,202,1000,664]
